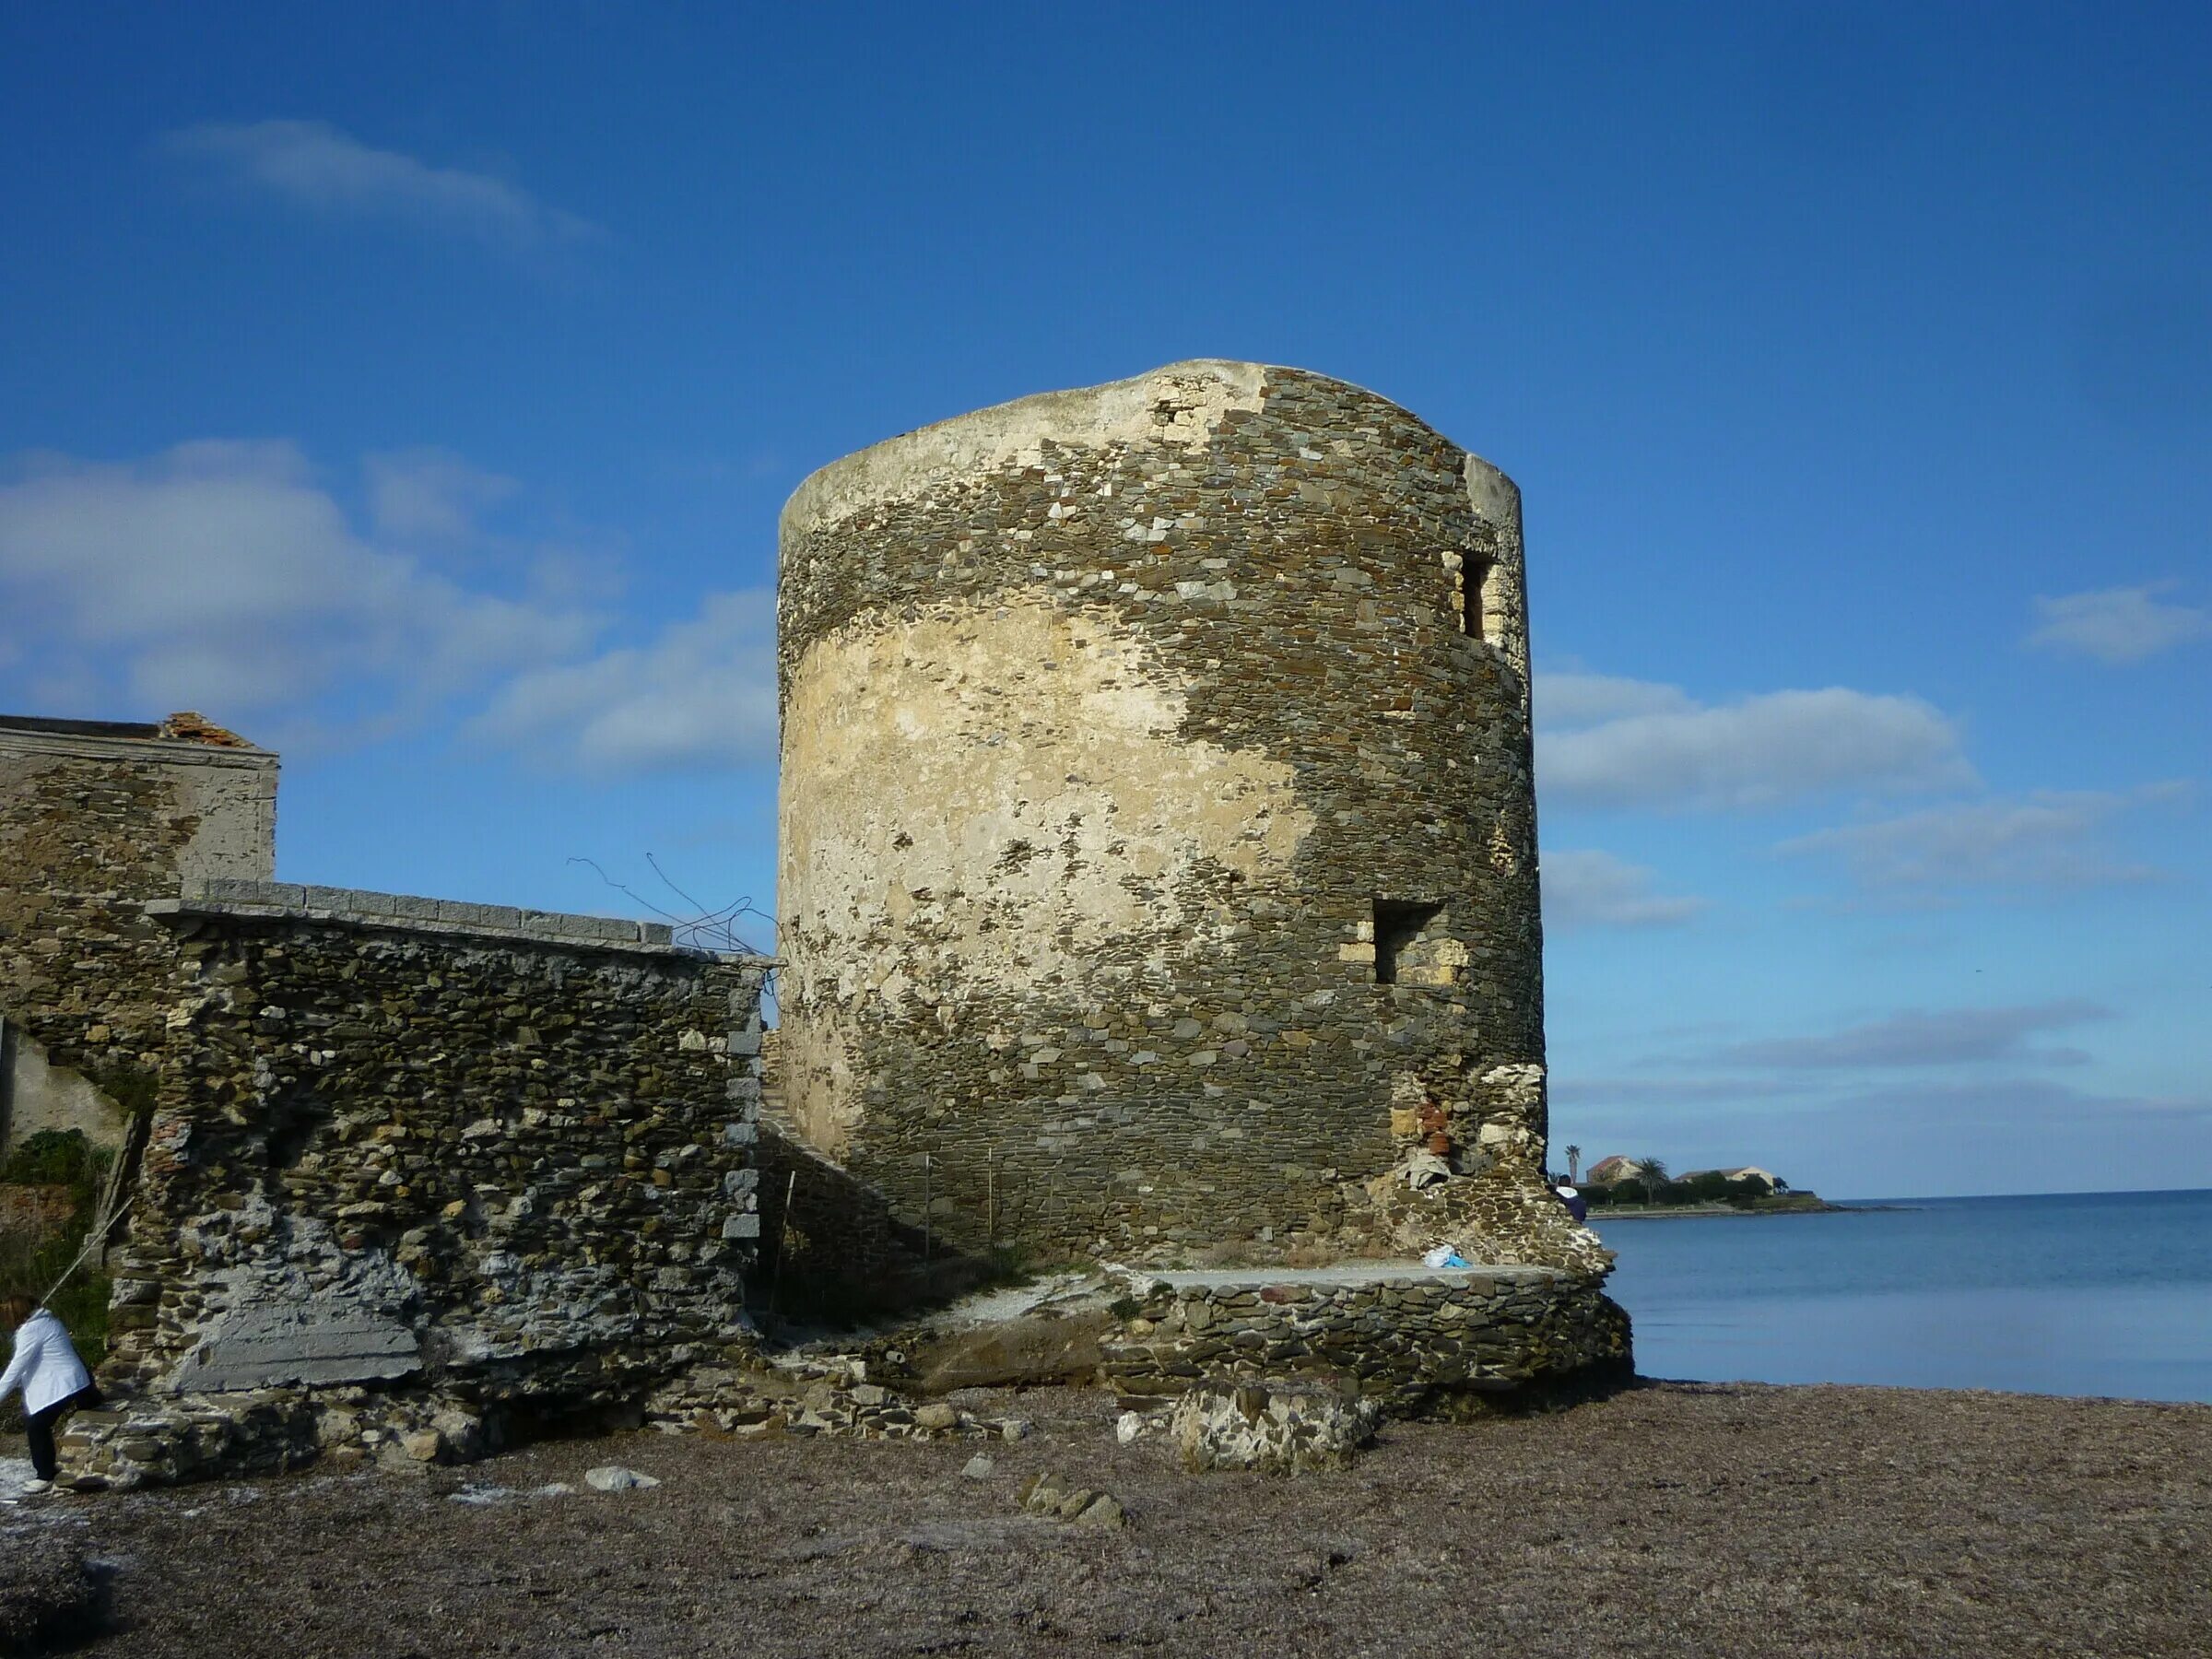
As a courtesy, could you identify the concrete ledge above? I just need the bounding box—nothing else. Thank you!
[159,878,768,962]
[1139,1262,1564,1292]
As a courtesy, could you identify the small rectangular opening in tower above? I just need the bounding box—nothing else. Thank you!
[1457,555,1493,641]
[1372,899,1444,984]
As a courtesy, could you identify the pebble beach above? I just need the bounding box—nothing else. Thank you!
[6,1377,2207,1657]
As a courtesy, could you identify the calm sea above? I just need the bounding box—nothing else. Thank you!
[1593,1188,2212,1404]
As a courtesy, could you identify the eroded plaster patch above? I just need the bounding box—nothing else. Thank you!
[779,592,1313,1150]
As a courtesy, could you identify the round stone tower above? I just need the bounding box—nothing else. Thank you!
[776,361,1552,1259]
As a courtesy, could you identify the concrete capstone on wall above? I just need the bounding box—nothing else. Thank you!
[162,877,677,947]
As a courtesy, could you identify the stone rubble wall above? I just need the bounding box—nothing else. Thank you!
[0,724,276,1148]
[1,1023,136,1160]
[69,895,773,1488]
[1100,1268,1630,1414]
[60,1386,473,1488]
[64,1351,1030,1492]
[776,360,1552,1260]
[1336,1145,1617,1280]
[643,1353,1029,1444]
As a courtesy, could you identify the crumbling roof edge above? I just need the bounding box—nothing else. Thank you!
[0,715,275,766]
[780,359,1518,544]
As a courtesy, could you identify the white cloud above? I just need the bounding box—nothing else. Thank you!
[0,441,600,735]
[1534,671,1695,728]
[2026,582,2212,665]
[1711,1000,2111,1069]
[1547,1074,1815,1108]
[366,449,520,543]
[466,591,779,774]
[163,120,599,249]
[1542,849,1704,929]
[1825,1077,2212,1124]
[1535,673,1972,810]
[1779,786,2183,892]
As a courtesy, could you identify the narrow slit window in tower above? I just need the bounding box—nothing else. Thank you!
[1456,554,1494,641]
[1372,899,1443,985]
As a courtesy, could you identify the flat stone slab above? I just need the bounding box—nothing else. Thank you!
[169,1303,423,1392]
[907,1271,1106,1332]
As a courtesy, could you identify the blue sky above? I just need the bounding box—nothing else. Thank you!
[2,4,2206,1198]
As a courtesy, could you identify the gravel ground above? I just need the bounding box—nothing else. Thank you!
[5,1380,2207,1658]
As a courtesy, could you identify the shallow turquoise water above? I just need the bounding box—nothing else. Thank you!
[1592,1189,2212,1403]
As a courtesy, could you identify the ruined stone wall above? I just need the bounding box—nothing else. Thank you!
[776,361,1547,1258]
[1101,1266,1630,1415]
[0,719,276,1150]
[96,888,770,1459]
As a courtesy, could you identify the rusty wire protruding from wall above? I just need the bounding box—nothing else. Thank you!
[566,853,778,957]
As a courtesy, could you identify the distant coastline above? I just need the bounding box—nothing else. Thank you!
[1592,1197,1885,1220]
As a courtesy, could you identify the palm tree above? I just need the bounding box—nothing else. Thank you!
[1563,1144,1583,1183]
[1639,1156,1670,1205]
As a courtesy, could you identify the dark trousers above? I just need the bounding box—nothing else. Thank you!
[25,1386,98,1481]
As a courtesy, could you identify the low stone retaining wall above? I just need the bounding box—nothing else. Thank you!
[643,1354,1029,1444]
[60,1387,444,1488]
[59,1263,1630,1486]
[1100,1264,1630,1413]
[60,1348,1029,1488]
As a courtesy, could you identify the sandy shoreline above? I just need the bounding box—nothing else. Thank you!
[6,1376,2206,1657]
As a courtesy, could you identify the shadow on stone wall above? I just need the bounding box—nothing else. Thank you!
[747,1124,999,1326]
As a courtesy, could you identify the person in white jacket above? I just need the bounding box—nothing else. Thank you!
[1,1296,97,1495]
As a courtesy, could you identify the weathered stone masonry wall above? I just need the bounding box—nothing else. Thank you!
[776,360,1550,1258]
[70,884,771,1487]
[1101,1267,1630,1415]
[0,718,276,1149]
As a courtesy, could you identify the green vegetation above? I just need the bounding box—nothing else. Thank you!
[0,1126,109,1187]
[89,1061,159,1125]
[1584,1170,1813,1211]
[1,1127,116,1431]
